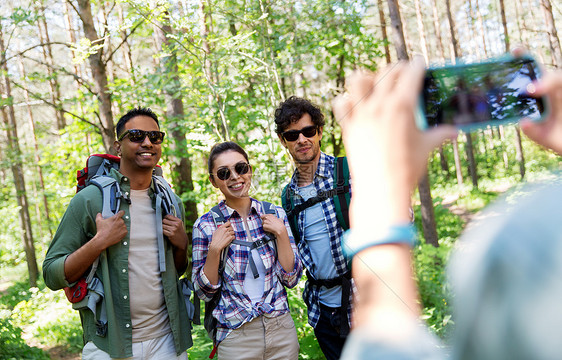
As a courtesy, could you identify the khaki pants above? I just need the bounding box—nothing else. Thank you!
[82,332,188,360]
[217,312,299,360]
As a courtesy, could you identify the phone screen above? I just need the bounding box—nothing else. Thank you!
[421,57,546,128]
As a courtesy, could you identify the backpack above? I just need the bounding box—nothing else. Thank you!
[281,156,351,244]
[66,154,200,336]
[203,201,278,358]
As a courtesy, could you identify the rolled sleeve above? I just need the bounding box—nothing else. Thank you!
[43,193,95,290]
[275,208,303,289]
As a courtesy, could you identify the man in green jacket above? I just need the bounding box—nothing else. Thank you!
[43,107,192,359]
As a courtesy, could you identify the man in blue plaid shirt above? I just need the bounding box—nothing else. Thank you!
[275,96,353,360]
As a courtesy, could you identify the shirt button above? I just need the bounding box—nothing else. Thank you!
[122,269,126,273]
[126,323,130,328]
[124,178,128,182]
[125,215,129,220]
[125,191,129,196]
[123,295,127,300]
[123,242,128,246]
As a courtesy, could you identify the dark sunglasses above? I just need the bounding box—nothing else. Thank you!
[281,125,317,142]
[211,162,251,181]
[118,129,165,144]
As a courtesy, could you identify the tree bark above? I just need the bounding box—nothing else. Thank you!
[387,0,439,247]
[540,0,562,67]
[475,0,489,57]
[465,133,478,188]
[377,0,391,64]
[418,174,439,247]
[76,0,116,153]
[430,0,446,62]
[387,0,408,61]
[0,23,39,287]
[35,0,65,130]
[414,0,429,64]
[498,0,510,52]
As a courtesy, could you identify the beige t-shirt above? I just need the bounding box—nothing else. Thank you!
[128,188,171,342]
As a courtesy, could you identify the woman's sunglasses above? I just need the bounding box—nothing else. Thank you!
[281,125,317,142]
[211,162,251,181]
[118,129,166,144]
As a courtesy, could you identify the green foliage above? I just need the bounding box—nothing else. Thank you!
[0,276,83,357]
[415,240,454,339]
[0,318,50,360]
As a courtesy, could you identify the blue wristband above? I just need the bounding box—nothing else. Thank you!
[342,224,418,259]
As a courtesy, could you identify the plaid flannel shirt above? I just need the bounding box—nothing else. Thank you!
[192,198,302,345]
[285,152,353,328]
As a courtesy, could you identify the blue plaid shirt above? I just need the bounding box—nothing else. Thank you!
[285,152,353,328]
[192,198,302,345]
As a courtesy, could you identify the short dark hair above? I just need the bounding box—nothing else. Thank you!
[115,107,159,138]
[208,141,249,177]
[274,96,325,134]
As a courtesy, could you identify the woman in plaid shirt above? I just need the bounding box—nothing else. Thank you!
[192,141,303,359]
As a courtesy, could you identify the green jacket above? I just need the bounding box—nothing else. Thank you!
[43,169,192,358]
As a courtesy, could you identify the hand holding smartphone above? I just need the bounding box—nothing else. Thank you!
[417,55,549,132]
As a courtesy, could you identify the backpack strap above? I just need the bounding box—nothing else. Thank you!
[89,176,122,219]
[306,269,352,338]
[333,156,351,231]
[152,175,182,273]
[282,185,301,244]
[282,157,351,242]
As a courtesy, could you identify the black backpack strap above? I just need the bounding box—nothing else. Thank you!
[306,269,351,338]
[333,156,351,231]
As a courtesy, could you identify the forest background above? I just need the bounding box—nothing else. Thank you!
[1,0,561,359]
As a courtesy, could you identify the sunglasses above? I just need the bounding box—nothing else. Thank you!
[118,129,165,144]
[281,125,317,142]
[211,162,251,181]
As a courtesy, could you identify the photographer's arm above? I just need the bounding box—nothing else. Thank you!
[333,59,456,334]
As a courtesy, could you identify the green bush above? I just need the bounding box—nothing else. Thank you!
[0,318,50,360]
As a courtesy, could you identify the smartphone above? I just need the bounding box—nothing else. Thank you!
[417,55,548,132]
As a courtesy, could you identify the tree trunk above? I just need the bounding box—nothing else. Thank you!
[515,127,526,179]
[0,24,39,287]
[452,138,463,185]
[378,0,391,64]
[387,0,439,247]
[199,0,229,140]
[540,0,562,67]
[117,2,135,78]
[430,0,446,62]
[465,133,478,188]
[35,0,65,130]
[153,8,199,268]
[438,146,450,177]
[387,0,408,61]
[18,55,53,237]
[414,0,429,64]
[499,0,510,52]
[76,0,116,153]
[475,0,489,57]
[418,174,439,247]
[445,0,460,59]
